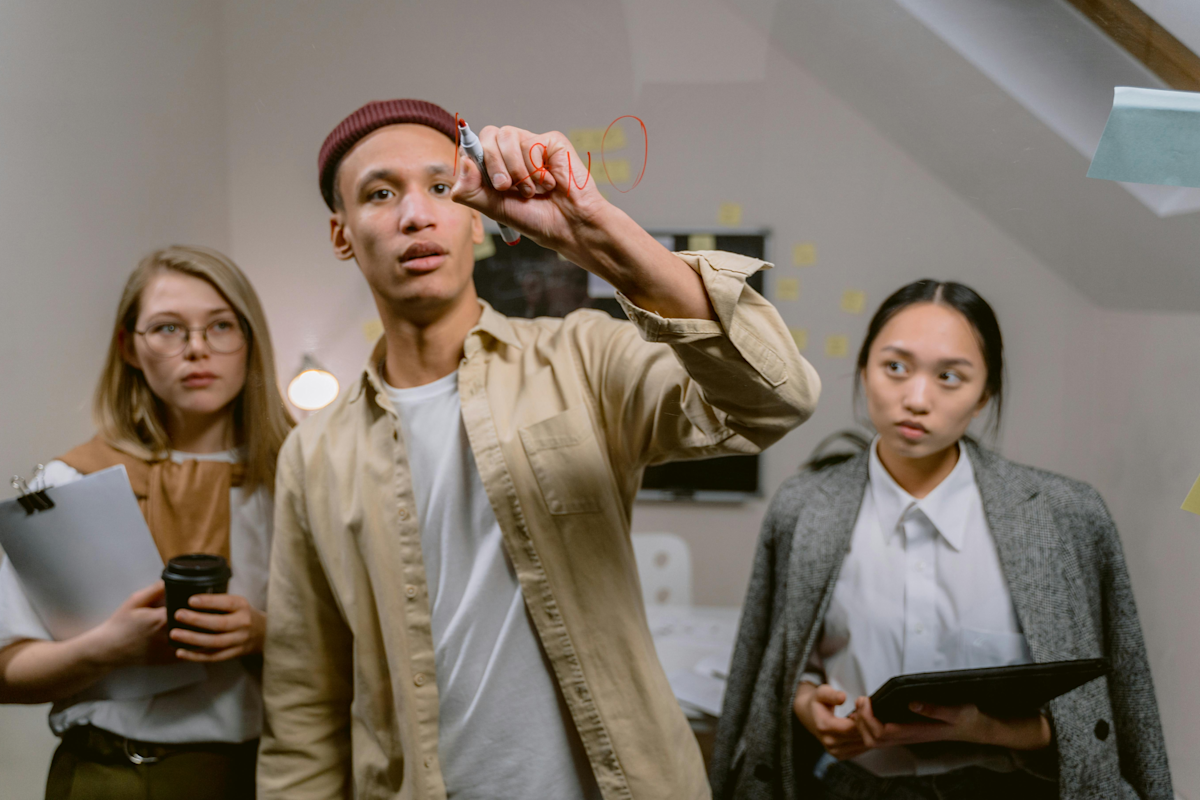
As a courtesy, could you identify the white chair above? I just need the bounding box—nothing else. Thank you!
[631,532,692,607]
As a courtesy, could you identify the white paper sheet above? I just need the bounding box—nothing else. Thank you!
[0,466,205,699]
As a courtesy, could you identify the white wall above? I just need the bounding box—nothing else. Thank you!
[1079,311,1200,797]
[0,1,229,795]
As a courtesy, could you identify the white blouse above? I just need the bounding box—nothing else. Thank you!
[806,439,1033,777]
[0,450,272,744]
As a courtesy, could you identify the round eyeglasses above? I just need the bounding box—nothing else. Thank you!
[134,319,247,357]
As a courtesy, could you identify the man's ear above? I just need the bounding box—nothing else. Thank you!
[330,213,356,261]
[471,210,485,245]
[119,330,142,371]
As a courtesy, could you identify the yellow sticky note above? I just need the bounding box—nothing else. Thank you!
[789,328,808,351]
[841,289,866,314]
[569,125,626,153]
[568,128,605,153]
[688,233,717,250]
[825,334,849,358]
[362,318,384,344]
[474,235,496,261]
[792,242,817,266]
[717,202,743,227]
[775,277,800,301]
[601,123,627,150]
[1182,473,1200,514]
[600,158,631,186]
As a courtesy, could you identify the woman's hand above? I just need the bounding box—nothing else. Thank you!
[170,594,265,662]
[84,580,173,667]
[851,696,1053,751]
[793,682,868,759]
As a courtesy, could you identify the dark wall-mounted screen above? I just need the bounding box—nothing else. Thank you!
[474,231,768,502]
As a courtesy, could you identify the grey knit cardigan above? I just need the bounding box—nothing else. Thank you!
[710,441,1172,800]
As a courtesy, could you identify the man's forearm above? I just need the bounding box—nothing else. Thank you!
[564,203,716,321]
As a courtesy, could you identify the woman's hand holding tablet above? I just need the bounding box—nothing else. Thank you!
[850,695,1052,751]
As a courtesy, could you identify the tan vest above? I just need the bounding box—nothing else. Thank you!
[58,436,243,563]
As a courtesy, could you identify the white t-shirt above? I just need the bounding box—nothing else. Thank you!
[0,450,272,743]
[387,371,599,800]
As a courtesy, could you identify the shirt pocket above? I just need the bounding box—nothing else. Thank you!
[519,406,606,515]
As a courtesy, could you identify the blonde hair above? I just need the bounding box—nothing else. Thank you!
[94,245,294,494]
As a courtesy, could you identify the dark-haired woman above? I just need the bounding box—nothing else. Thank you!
[711,281,1171,799]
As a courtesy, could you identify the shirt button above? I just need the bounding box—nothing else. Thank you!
[414,673,426,687]
[915,561,926,572]
[398,507,409,520]
[405,585,417,599]
[914,622,925,634]
[424,756,433,768]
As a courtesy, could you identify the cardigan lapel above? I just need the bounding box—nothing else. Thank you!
[966,441,1080,663]
[784,454,869,688]
[779,455,867,795]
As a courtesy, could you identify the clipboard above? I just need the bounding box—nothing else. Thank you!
[0,465,205,700]
[870,658,1109,724]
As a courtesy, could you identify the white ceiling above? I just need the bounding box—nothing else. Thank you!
[726,0,1200,312]
[1140,0,1200,57]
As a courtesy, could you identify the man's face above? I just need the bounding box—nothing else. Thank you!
[330,124,483,320]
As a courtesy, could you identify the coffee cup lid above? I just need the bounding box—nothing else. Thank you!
[163,553,231,581]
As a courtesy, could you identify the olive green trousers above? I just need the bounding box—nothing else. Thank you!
[44,726,257,800]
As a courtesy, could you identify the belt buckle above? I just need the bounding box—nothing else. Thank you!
[122,737,161,766]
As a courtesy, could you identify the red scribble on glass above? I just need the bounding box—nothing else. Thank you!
[529,141,550,186]
[568,150,592,191]
[602,115,648,193]
[456,114,648,195]
[529,141,592,193]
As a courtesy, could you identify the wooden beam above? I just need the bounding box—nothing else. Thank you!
[1063,0,1200,92]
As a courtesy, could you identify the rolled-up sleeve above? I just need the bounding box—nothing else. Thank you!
[581,249,819,475]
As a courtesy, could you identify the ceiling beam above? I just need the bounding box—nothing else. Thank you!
[1063,0,1200,91]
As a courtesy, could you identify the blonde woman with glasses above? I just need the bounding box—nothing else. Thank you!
[0,246,293,799]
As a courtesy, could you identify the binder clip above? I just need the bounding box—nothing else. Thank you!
[12,466,54,514]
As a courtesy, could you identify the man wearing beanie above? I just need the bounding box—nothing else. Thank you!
[258,99,820,800]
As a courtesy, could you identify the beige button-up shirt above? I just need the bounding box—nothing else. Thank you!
[258,251,820,800]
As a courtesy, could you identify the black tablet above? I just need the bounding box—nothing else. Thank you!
[869,658,1109,724]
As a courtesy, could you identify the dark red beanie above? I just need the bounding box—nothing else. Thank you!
[318,99,458,210]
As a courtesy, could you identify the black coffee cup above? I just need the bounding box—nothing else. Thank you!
[162,553,232,650]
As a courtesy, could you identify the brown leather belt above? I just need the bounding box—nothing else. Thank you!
[62,725,258,766]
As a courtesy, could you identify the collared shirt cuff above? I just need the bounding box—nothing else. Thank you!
[615,250,789,387]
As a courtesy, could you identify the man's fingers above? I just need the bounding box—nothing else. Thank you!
[477,125,510,190]
[496,127,533,195]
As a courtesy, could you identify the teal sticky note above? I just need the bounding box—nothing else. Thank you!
[1088,87,1200,189]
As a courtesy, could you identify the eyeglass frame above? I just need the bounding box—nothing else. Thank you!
[130,317,250,358]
